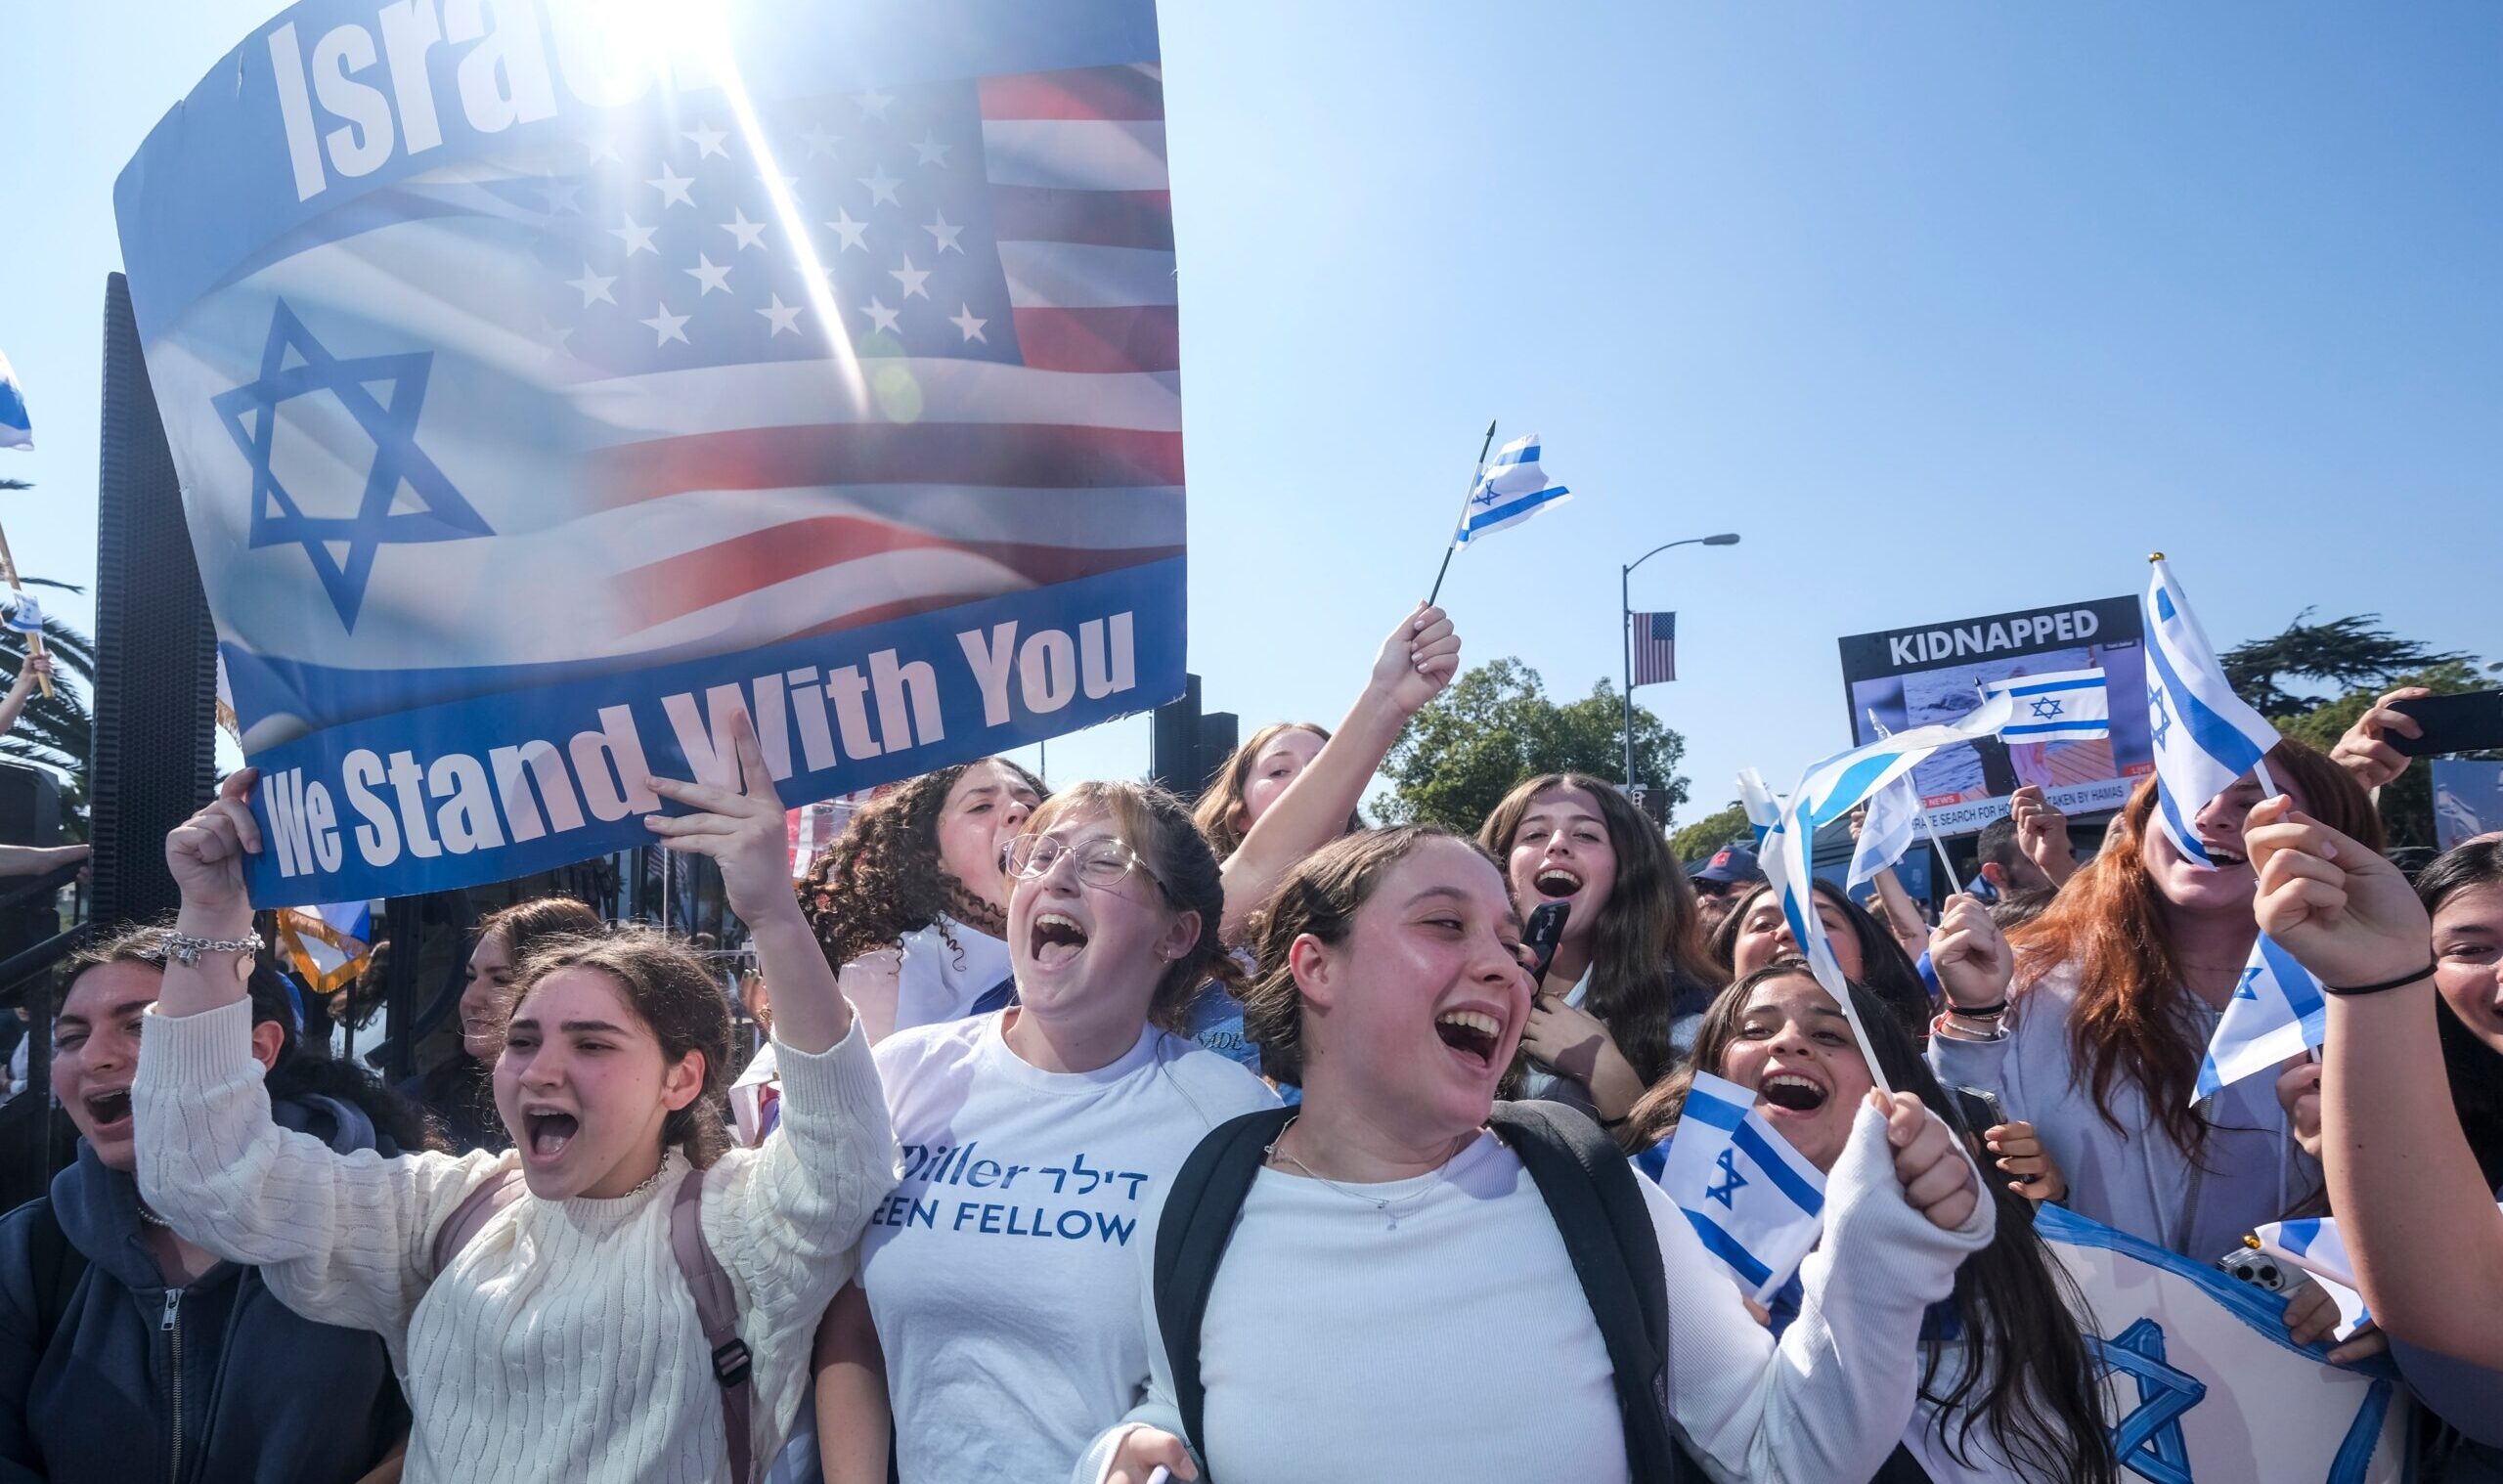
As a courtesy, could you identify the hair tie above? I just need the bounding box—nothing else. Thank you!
[2321,962,2437,997]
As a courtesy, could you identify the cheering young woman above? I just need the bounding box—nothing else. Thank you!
[814,782,1276,1484]
[1084,825,1992,1484]
[402,895,603,1153]
[1478,775,1720,1120]
[129,720,900,1484]
[1929,744,2377,1259]
[803,756,1043,1042]
[1625,966,2115,1484]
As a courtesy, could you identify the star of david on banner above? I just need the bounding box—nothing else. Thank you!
[2093,1318,2208,1484]
[210,301,491,631]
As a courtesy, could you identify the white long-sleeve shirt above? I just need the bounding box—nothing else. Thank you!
[1075,1100,1994,1484]
[134,996,900,1484]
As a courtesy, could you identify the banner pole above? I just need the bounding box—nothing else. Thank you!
[0,520,55,700]
[1424,419,1498,607]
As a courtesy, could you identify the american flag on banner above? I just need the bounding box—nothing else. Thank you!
[123,3,1188,749]
[1630,611,1677,686]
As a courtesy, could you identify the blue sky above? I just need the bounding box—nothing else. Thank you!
[4,3,2497,823]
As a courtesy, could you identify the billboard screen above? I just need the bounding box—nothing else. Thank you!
[1838,595,2154,836]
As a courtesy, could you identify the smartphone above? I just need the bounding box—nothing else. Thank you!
[2391,690,2503,758]
[2217,1244,2295,1293]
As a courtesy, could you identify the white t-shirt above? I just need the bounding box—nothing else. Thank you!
[865,1012,1280,1483]
[891,917,1014,1033]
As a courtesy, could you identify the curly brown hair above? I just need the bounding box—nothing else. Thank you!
[1021,781,1245,1032]
[802,759,1044,967]
[503,925,735,1168]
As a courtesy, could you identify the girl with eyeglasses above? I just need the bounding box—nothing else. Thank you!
[812,782,1278,1484]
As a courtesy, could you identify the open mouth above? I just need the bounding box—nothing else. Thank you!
[523,1107,580,1160]
[1433,1009,1502,1068]
[1030,911,1088,968]
[2198,843,2247,869]
[1758,1073,1827,1113]
[1532,867,1582,900]
[83,1089,133,1127]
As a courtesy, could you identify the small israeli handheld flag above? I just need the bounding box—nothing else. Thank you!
[1847,771,1920,893]
[2194,933,2326,1102]
[1765,689,2016,1088]
[1737,767,1783,850]
[1453,433,1570,546]
[2144,558,2282,866]
[1982,667,2111,744]
[1658,1070,1828,1303]
[3,593,43,635]
[2251,1216,2374,1337]
[0,349,29,452]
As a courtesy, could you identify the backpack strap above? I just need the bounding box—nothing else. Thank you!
[1151,1104,1295,1472]
[669,1166,755,1484]
[430,1167,526,1277]
[27,1200,88,1355]
[1488,1100,1684,1484]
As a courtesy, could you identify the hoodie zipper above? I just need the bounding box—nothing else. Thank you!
[161,1288,184,1483]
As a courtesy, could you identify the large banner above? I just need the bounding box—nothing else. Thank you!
[1837,595,2153,836]
[2038,1205,2410,1484]
[115,0,1185,905]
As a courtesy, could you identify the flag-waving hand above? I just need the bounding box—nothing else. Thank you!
[166,767,263,933]
[2244,797,2430,989]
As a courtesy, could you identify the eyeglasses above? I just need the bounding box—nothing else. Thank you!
[999,833,1165,893]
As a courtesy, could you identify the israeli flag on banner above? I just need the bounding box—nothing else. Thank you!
[1982,666,2111,743]
[2144,559,2281,867]
[1453,433,1570,546]
[1657,1070,1827,1302]
[2194,933,2327,1101]
[0,349,29,451]
[1737,767,1783,850]
[1767,690,2014,1030]
[1847,770,1920,893]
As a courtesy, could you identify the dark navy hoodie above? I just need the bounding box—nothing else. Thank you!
[0,1100,407,1484]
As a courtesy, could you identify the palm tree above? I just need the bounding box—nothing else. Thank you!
[0,476,96,831]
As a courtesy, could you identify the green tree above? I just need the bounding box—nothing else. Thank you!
[1669,802,1749,864]
[1378,658,1688,832]
[2222,609,2473,720]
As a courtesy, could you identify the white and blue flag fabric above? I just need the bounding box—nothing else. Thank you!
[1847,770,1920,893]
[1656,1070,1827,1303]
[1764,689,2014,1079]
[1452,433,1570,546]
[1737,766,1783,850]
[1982,666,2111,744]
[0,349,30,451]
[2194,933,2327,1102]
[3,593,43,636]
[112,0,1189,907]
[2143,559,2281,867]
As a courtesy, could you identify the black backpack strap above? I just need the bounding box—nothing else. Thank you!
[1151,1104,1295,1473]
[27,1200,88,1355]
[1488,1100,1683,1484]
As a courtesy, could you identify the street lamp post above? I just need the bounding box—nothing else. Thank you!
[1621,533,1741,796]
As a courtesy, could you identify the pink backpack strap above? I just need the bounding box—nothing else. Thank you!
[430,1167,526,1277]
[669,1166,754,1484]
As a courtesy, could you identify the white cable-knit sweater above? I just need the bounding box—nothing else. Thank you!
[134,997,900,1484]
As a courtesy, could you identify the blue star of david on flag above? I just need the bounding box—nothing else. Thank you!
[2233,966,2261,1001]
[2093,1317,2208,1484]
[1706,1147,1750,1208]
[2031,696,2067,720]
[2148,684,2174,751]
[210,301,490,631]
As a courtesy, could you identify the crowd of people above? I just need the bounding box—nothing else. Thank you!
[2,625,2498,1484]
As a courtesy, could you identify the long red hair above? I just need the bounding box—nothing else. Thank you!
[2008,740,2381,1156]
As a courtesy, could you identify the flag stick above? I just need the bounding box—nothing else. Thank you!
[1424,419,1498,607]
[0,520,54,700]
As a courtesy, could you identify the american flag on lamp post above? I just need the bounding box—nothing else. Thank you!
[1629,611,1677,686]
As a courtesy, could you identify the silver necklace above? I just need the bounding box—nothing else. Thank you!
[1263,1117,1462,1231]
[617,1154,672,1200]
[136,1200,174,1230]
